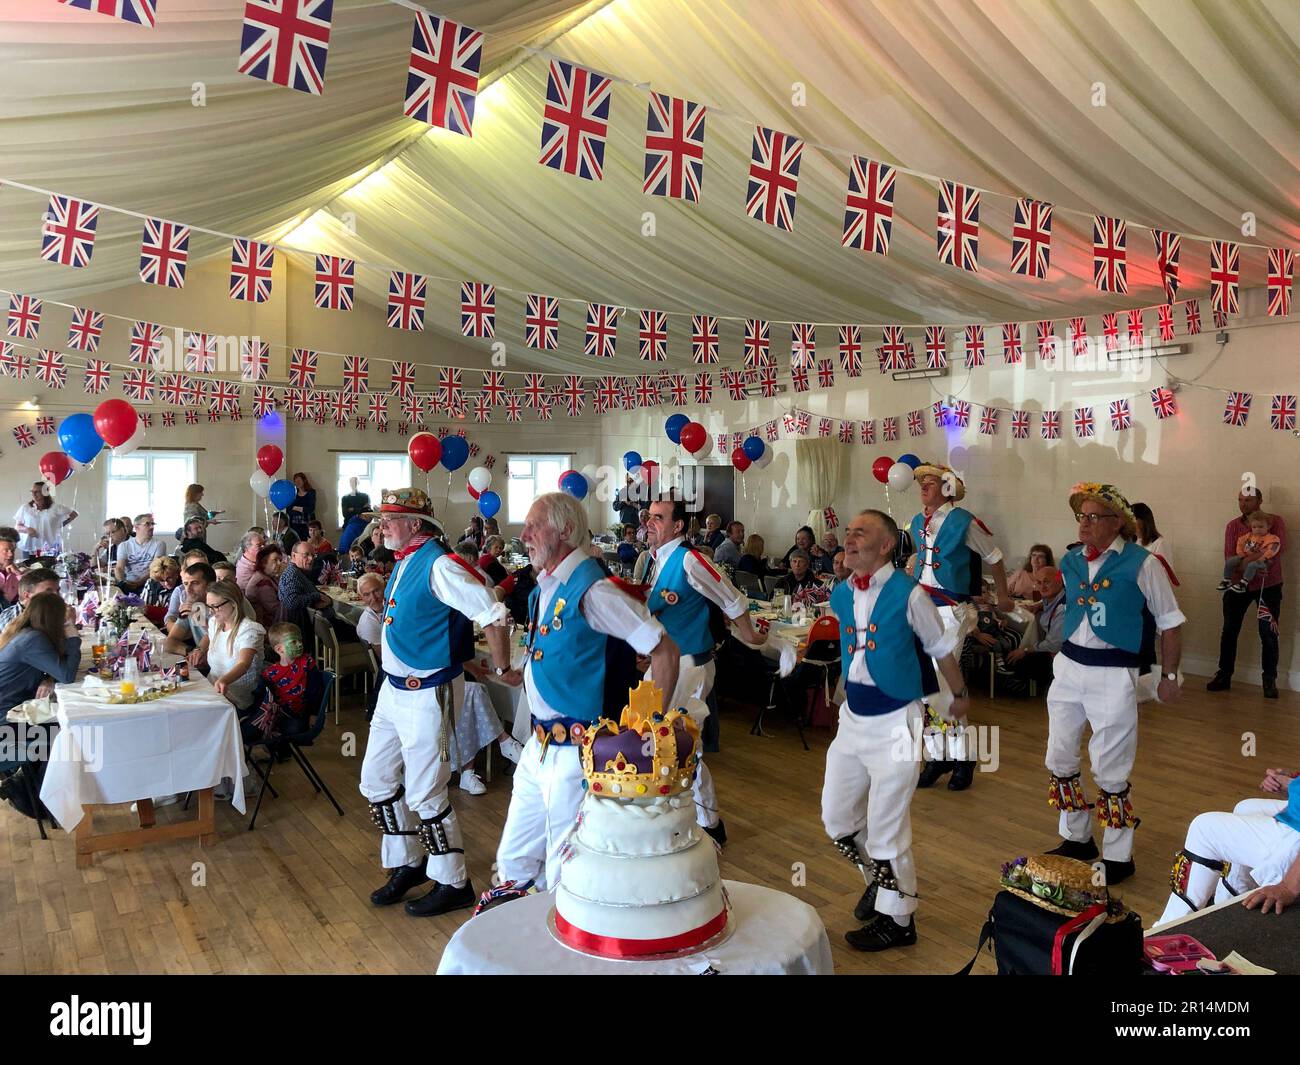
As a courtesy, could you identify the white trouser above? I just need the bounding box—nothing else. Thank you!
[359,674,467,885]
[646,657,720,830]
[922,600,975,762]
[494,736,586,891]
[821,700,922,917]
[1158,798,1298,925]
[1045,654,1139,862]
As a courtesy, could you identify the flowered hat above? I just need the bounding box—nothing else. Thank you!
[1068,482,1135,535]
[913,461,965,502]
[363,487,442,530]
[1000,854,1128,922]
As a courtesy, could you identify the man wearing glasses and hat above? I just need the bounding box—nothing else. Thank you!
[359,488,519,918]
[1045,482,1184,885]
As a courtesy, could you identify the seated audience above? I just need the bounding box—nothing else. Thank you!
[781,526,818,568]
[616,524,641,566]
[697,513,725,551]
[248,622,321,747]
[361,522,383,557]
[246,544,285,630]
[959,604,1022,678]
[164,562,215,656]
[306,519,333,556]
[827,546,849,589]
[815,532,839,574]
[354,573,386,651]
[1000,566,1066,692]
[368,547,396,577]
[178,518,226,566]
[0,527,19,609]
[479,536,515,592]
[503,564,537,625]
[166,550,214,625]
[114,514,165,593]
[96,518,129,571]
[234,528,266,592]
[779,549,823,601]
[279,541,333,636]
[715,521,745,567]
[1007,543,1055,600]
[0,568,61,630]
[346,543,367,577]
[737,534,772,578]
[141,556,181,608]
[462,516,485,551]
[0,592,81,711]
[197,580,265,713]
[635,508,651,544]
[271,512,299,552]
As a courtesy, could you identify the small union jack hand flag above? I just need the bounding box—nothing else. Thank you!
[841,157,895,254]
[140,218,189,288]
[1109,399,1132,431]
[1267,248,1293,317]
[1152,230,1181,302]
[1010,410,1030,439]
[1041,410,1061,440]
[314,254,354,310]
[229,238,274,303]
[289,348,318,388]
[1210,240,1241,316]
[460,282,495,338]
[694,372,713,404]
[1150,387,1177,420]
[1271,394,1297,431]
[540,59,612,181]
[1223,391,1252,427]
[1073,406,1095,438]
[83,359,112,394]
[525,295,559,351]
[691,315,718,365]
[964,325,986,368]
[745,126,803,231]
[907,409,925,437]
[1010,198,1052,278]
[1184,299,1202,335]
[41,194,98,268]
[743,319,771,369]
[838,325,863,377]
[585,303,619,359]
[978,407,999,436]
[387,272,426,332]
[937,181,979,272]
[1156,304,1175,342]
[644,91,706,202]
[1092,215,1128,294]
[238,0,333,95]
[638,310,667,361]
[1036,321,1058,362]
[7,295,42,341]
[68,307,104,353]
[59,0,157,26]
[404,12,482,136]
[12,425,35,449]
[1001,323,1023,364]
[35,350,67,389]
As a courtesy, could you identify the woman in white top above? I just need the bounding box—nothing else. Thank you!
[1132,502,1173,566]
[196,579,265,712]
[12,481,77,560]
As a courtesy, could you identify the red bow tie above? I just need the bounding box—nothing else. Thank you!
[1083,545,1102,562]
[851,573,872,591]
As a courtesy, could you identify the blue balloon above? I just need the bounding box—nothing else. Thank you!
[58,413,104,465]
[742,436,765,461]
[560,472,588,500]
[269,479,296,511]
[440,435,469,471]
[478,490,501,519]
[623,450,642,472]
[897,453,922,469]
[664,414,690,444]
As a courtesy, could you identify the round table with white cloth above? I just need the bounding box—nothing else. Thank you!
[436,880,833,975]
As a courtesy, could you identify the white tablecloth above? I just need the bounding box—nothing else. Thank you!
[437,880,833,975]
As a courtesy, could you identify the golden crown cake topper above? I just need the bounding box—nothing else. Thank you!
[579,680,700,800]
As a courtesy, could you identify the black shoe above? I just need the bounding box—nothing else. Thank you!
[1207,673,1231,692]
[405,880,476,917]
[917,760,952,788]
[1102,859,1135,885]
[370,864,430,906]
[1263,678,1279,699]
[853,884,877,923]
[948,760,976,791]
[1046,838,1099,861]
[845,914,916,952]
[703,819,727,848]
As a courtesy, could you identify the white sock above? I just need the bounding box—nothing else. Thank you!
[892,914,911,928]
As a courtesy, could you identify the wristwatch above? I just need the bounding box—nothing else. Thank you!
[1163,671,1178,682]
[493,664,510,676]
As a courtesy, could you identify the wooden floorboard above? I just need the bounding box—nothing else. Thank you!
[2,676,1297,975]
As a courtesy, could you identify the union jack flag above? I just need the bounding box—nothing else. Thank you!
[837,326,862,376]
[668,372,688,406]
[595,376,618,412]
[585,303,619,359]
[619,379,638,412]
[638,310,667,361]
[400,391,424,424]
[950,400,971,427]
[767,420,781,443]
[1073,406,1095,438]
[790,363,809,393]
[129,320,164,365]
[159,373,185,407]
[878,325,909,372]
[757,363,777,397]
[229,238,274,302]
[1010,410,1030,439]
[388,360,415,400]
[560,375,586,417]
[1213,306,1228,329]
[924,326,947,370]
[932,401,950,428]
[522,373,548,409]
[387,272,426,331]
[184,332,216,374]
[368,394,389,424]
[882,416,899,442]
[818,417,833,439]
[34,350,66,389]
[1223,391,1251,427]
[978,407,999,436]
[40,194,98,268]
[184,410,197,425]
[718,432,731,455]
[7,295,42,341]
[722,368,747,400]
[471,393,491,424]
[964,325,985,368]
[1271,394,1297,431]
[503,392,523,422]
[289,348,318,388]
[745,126,802,231]
[794,410,811,436]
[238,0,333,95]
[1036,320,1058,363]
[1267,248,1293,317]
[1000,323,1022,364]
[908,409,925,437]
[743,319,770,368]
[207,409,223,425]
[405,12,481,135]
[253,385,278,418]
[841,157,895,254]
[634,374,659,407]
[937,180,979,271]
[539,60,611,181]
[209,380,241,414]
[1109,399,1132,431]
[11,425,34,449]
[83,359,112,394]
[694,371,713,403]
[1156,304,1175,341]
[67,307,104,353]
[1259,602,1279,638]
[690,315,718,364]
[181,376,202,407]
[1210,240,1240,316]
[1184,299,1202,335]
[1151,387,1177,420]
[139,218,189,288]
[122,367,155,402]
[59,0,157,26]
[840,420,856,443]
[436,367,463,409]
[335,354,366,394]
[817,359,835,388]
[1009,198,1052,278]
[0,346,29,380]
[162,411,176,428]
[1127,308,1145,346]
[1101,312,1120,353]
[477,370,505,407]
[860,420,875,445]
[1069,317,1088,358]
[643,92,706,202]
[524,294,559,350]
[313,254,354,311]
[1092,216,1128,293]
[791,323,816,368]
[460,281,495,338]
[1152,229,1181,302]
[236,338,266,382]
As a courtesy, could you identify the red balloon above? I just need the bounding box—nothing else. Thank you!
[256,443,283,478]
[679,422,707,454]
[93,399,139,448]
[872,456,893,484]
[557,469,577,488]
[39,451,74,486]
[408,432,442,473]
[468,483,482,500]
[730,447,751,472]
[641,460,659,482]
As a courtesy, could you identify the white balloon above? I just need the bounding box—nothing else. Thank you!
[628,464,645,482]
[250,468,272,497]
[114,426,146,457]
[887,461,914,492]
[579,463,598,483]
[692,435,713,460]
[753,446,774,469]
[467,466,492,492]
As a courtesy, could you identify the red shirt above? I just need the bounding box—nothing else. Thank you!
[1224,512,1286,588]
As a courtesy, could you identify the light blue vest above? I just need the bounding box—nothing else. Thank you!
[527,557,615,723]
[381,538,469,680]
[648,541,715,658]
[830,570,925,709]
[1060,542,1149,654]
[909,507,975,596]
[1276,777,1300,836]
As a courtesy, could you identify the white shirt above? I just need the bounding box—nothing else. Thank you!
[845,565,957,686]
[1064,537,1186,649]
[649,536,747,621]
[526,546,665,722]
[118,537,165,582]
[12,502,72,559]
[356,606,382,648]
[206,616,265,711]
[1141,535,1172,567]
[915,502,1003,590]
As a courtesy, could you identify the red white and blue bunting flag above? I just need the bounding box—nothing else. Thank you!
[253,385,278,417]
[1092,215,1127,294]
[400,391,424,424]
[691,314,718,364]
[1073,406,1095,438]
[1152,229,1181,302]
[1157,303,1175,341]
[229,238,274,302]
[1109,399,1132,431]
[1001,323,1022,364]
[503,393,523,422]
[473,393,492,423]
[743,318,770,369]
[12,424,34,449]
[139,413,153,429]
[387,272,426,331]
[907,409,925,437]
[8,294,42,341]
[211,380,241,414]
[182,410,197,425]
[716,432,729,455]
[937,180,979,271]
[1223,390,1252,427]
[162,412,176,428]
[238,0,333,95]
[181,375,202,406]
[436,367,463,408]
[790,362,809,392]
[1213,305,1229,329]
[561,374,585,417]
[1036,320,1058,363]
[129,320,163,365]
[931,400,949,428]
[964,324,985,368]
[83,358,112,394]
[1126,308,1144,346]
[924,326,947,370]
[1101,312,1120,353]
[1184,299,1202,335]
[354,415,368,431]
[158,372,184,406]
[668,372,688,405]
[1272,394,1297,431]
[951,400,971,427]
[585,302,619,359]
[405,12,482,136]
[1210,240,1241,315]
[1041,410,1061,439]
[794,410,811,435]
[766,420,780,443]
[818,417,833,438]
[1069,317,1087,357]
[540,60,612,181]
[1267,248,1293,317]
[59,0,157,26]
[839,420,855,444]
[185,331,216,374]
[746,126,803,231]
[460,281,495,338]
[337,353,367,392]
[314,254,354,311]
[978,406,999,436]
[882,416,899,442]
[67,307,104,353]
[478,370,505,406]
[837,326,863,377]
[841,157,895,254]
[367,393,389,425]
[122,366,155,402]
[644,92,706,202]
[525,294,559,350]
[694,371,712,403]
[1151,387,1177,419]
[388,360,415,400]
[878,325,908,372]
[817,359,835,388]
[637,310,667,361]
[1010,410,1030,439]
[523,372,548,409]
[791,323,816,368]
[35,349,67,389]
[1,347,28,379]
[40,194,98,268]
[620,380,636,411]
[436,424,449,439]
[1010,197,1052,278]
[595,376,616,412]
[289,347,318,388]
[722,367,746,400]
[860,419,876,445]
[140,218,189,288]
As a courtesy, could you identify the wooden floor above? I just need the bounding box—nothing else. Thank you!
[3,676,1298,975]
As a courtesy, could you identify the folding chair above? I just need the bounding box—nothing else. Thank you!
[799,615,842,707]
[750,655,810,751]
[732,570,764,599]
[762,576,783,599]
[312,611,370,723]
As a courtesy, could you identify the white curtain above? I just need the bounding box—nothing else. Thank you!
[795,437,841,542]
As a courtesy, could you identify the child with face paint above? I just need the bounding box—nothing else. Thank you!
[254,622,322,750]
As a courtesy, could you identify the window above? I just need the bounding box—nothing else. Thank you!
[105,451,195,534]
[507,454,571,524]
[337,453,411,523]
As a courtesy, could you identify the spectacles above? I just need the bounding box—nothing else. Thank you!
[1073,512,1117,525]
[207,599,231,612]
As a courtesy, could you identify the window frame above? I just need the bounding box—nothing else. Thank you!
[506,453,573,525]
[335,452,412,525]
[104,449,197,535]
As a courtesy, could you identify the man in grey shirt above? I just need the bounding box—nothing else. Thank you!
[115,514,166,592]
[714,521,745,567]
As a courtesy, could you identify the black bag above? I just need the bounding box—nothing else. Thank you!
[957,890,1144,975]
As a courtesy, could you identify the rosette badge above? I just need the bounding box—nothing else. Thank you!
[579,680,700,799]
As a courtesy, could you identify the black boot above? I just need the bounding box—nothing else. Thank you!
[1102,858,1135,885]
[853,883,877,922]
[917,760,952,788]
[703,819,727,848]
[1046,837,1099,861]
[845,914,916,952]
[1263,677,1279,699]
[370,863,430,906]
[948,760,976,791]
[1206,673,1231,692]
[405,879,476,917]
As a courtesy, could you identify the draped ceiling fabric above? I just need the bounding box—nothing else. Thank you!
[1,0,1297,380]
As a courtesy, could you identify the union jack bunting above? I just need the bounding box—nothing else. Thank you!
[745,126,802,231]
[388,360,416,400]
[924,326,947,370]
[1213,306,1228,329]
[978,407,999,436]
[7,295,42,341]
[535,396,554,422]
[585,303,619,359]
[1209,240,1240,315]
[1036,321,1058,362]
[387,272,426,331]
[503,393,523,422]
[35,349,67,389]
[480,370,505,406]
[0,347,29,379]
[336,354,367,393]
[791,323,816,369]
[635,374,660,407]
[184,332,216,374]
[122,367,155,402]
[367,394,389,425]
[1069,317,1087,358]
[1127,308,1145,346]
[691,315,718,364]
[964,325,985,368]
[522,373,548,409]
[840,420,856,444]
[1109,399,1132,431]
[159,373,186,406]
[178,410,196,426]
[460,282,495,338]
[289,348,318,388]
[67,307,104,353]
[618,380,636,411]
[40,194,98,268]
[1184,299,1202,335]
[1101,312,1120,353]
[790,363,809,393]
[643,92,706,202]
[1150,387,1177,420]
[1152,229,1181,302]
[1271,394,1297,431]
[473,393,492,424]
[314,254,354,310]
[907,409,925,437]
[11,425,34,449]
[841,157,895,253]
[436,367,463,408]
[818,417,833,439]
[1157,304,1175,341]
[594,376,616,413]
[181,376,202,407]
[1010,410,1030,439]
[83,359,112,394]
[638,310,667,361]
[860,419,876,445]
[210,380,241,414]
[400,392,424,424]
[539,60,612,181]
[837,326,862,376]
[525,294,559,350]
[878,325,909,372]
[794,410,811,436]
[668,373,688,406]
[817,360,835,388]
[694,371,713,403]
[253,385,278,418]
[162,412,176,428]
[767,420,781,443]
[932,400,950,428]
[720,368,745,400]
[1001,323,1022,363]
[1223,391,1251,427]
[229,238,275,302]
[1010,198,1052,278]
[950,400,971,428]
[743,319,771,369]
[483,454,495,471]
[238,0,333,95]
[936,180,979,272]
[139,218,189,288]
[882,416,899,442]
[1073,406,1095,439]
[207,409,222,425]
[404,12,481,135]
[59,0,157,26]
[129,320,164,365]
[1267,248,1293,317]
[1092,216,1128,293]
[717,433,730,456]
[561,375,586,417]
[237,338,268,382]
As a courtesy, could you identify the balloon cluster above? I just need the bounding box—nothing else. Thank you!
[248,445,291,508]
[39,400,146,489]
[871,452,921,491]
[405,433,499,517]
[664,418,712,460]
[731,435,772,472]
[619,450,661,489]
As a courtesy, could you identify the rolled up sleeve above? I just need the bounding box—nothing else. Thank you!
[684,550,748,619]
[430,555,509,628]
[1138,555,1186,631]
[582,580,666,655]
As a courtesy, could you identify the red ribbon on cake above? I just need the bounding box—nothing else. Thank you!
[554,908,727,958]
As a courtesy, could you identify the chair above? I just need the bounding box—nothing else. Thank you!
[762,576,784,599]
[732,570,765,599]
[799,615,842,707]
[312,611,370,723]
[749,651,810,751]
[0,758,48,840]
[246,670,344,831]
